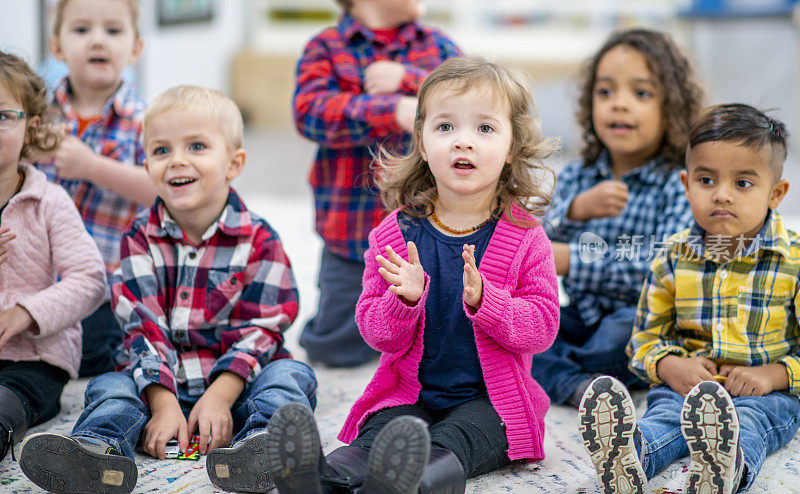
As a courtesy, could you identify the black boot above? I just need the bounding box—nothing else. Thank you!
[418,448,466,494]
[265,403,326,494]
[0,386,28,461]
[361,416,430,494]
[320,446,370,491]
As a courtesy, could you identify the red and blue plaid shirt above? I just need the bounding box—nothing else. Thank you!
[294,14,461,260]
[111,190,300,400]
[36,77,147,286]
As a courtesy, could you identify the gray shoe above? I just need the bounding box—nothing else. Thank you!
[206,431,274,492]
[264,403,324,494]
[19,433,137,494]
[362,416,431,494]
[579,376,646,494]
[681,381,742,494]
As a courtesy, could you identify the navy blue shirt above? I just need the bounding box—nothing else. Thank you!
[398,212,497,409]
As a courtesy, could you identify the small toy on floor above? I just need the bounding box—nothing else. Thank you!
[165,435,202,460]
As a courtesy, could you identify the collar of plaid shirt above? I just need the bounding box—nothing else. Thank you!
[54,76,140,122]
[145,188,254,243]
[678,209,791,260]
[589,150,673,185]
[338,12,424,46]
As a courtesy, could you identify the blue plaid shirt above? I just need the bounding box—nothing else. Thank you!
[544,152,694,326]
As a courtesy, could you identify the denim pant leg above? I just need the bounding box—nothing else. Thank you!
[72,371,150,459]
[530,304,595,404]
[79,303,124,377]
[732,392,800,491]
[231,359,318,443]
[636,386,689,479]
[300,248,378,367]
[581,307,646,390]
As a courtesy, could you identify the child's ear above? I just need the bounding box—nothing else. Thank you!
[226,149,246,181]
[24,116,41,145]
[129,38,144,65]
[680,169,690,196]
[768,179,790,209]
[49,36,66,62]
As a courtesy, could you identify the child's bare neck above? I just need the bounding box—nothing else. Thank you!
[164,202,227,247]
[350,5,402,30]
[435,192,494,223]
[70,80,121,117]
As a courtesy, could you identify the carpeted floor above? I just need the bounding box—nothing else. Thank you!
[3,193,799,494]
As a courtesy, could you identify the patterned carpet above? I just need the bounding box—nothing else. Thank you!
[3,195,798,493]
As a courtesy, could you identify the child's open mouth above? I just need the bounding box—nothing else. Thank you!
[453,159,475,170]
[169,177,197,187]
[609,122,634,130]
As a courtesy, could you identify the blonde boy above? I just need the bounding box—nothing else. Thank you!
[36,0,155,376]
[296,0,461,367]
[20,86,316,494]
[580,105,800,494]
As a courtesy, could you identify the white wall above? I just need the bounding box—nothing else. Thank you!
[0,0,41,65]
[138,0,246,101]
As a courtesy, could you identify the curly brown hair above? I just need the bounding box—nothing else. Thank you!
[0,51,61,159]
[576,28,704,167]
[376,56,559,225]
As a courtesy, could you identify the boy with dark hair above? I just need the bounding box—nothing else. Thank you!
[295,0,461,367]
[579,104,800,494]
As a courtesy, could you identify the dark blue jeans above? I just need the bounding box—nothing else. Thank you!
[300,248,378,367]
[79,302,123,377]
[637,385,800,491]
[72,359,318,459]
[530,304,645,404]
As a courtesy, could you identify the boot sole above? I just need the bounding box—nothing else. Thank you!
[19,433,137,494]
[265,403,323,494]
[206,431,274,492]
[681,381,739,494]
[362,416,430,494]
[579,376,646,494]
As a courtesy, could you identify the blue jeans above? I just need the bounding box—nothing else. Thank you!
[79,303,123,377]
[300,248,378,367]
[637,385,800,491]
[530,304,645,404]
[72,359,317,459]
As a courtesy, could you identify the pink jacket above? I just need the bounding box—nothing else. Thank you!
[339,205,560,461]
[0,164,105,378]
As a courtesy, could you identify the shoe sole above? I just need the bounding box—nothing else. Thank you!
[19,433,137,494]
[579,376,646,494]
[206,432,274,493]
[362,416,431,494]
[681,381,739,494]
[265,403,323,494]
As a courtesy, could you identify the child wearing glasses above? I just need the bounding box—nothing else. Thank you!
[32,0,157,377]
[0,51,106,463]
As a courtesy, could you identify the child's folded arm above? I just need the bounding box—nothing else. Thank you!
[294,39,405,148]
[18,186,106,338]
[627,256,689,384]
[355,243,428,353]
[465,228,560,355]
[398,38,462,94]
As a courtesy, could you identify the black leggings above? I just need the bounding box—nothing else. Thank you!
[0,360,69,427]
[350,396,511,478]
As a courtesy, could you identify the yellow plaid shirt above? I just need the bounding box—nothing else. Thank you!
[628,211,800,395]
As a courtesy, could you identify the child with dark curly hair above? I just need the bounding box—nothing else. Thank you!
[530,28,706,406]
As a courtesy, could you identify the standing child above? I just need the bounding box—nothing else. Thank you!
[0,51,105,462]
[36,0,156,376]
[295,0,461,367]
[264,56,561,494]
[580,105,800,493]
[19,86,317,494]
[531,28,705,406]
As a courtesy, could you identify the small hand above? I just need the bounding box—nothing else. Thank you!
[376,241,426,304]
[364,60,406,95]
[0,227,16,266]
[0,305,34,349]
[395,96,417,133]
[719,364,784,397]
[142,389,189,459]
[52,136,97,180]
[462,244,483,308]
[657,355,717,397]
[568,180,629,221]
[187,392,234,454]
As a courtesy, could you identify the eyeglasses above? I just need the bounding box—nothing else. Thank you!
[0,110,27,131]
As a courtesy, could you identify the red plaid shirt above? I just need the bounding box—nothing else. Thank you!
[294,14,461,259]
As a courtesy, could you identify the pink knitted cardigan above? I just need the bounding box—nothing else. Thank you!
[339,205,560,461]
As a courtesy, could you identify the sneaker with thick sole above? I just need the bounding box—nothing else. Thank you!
[264,403,324,494]
[579,376,646,494]
[206,431,274,493]
[681,380,740,494]
[19,433,137,494]
[361,416,431,494]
